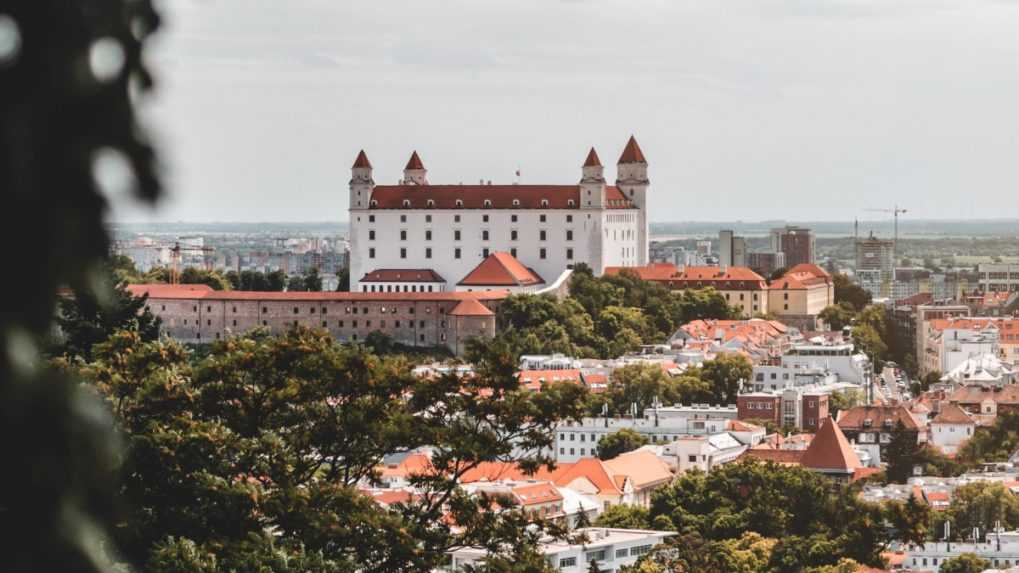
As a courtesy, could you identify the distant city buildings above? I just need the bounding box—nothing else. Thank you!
[769,225,815,267]
[718,230,747,268]
[854,232,895,298]
[979,262,1019,293]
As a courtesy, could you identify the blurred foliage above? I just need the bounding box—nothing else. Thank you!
[596,428,650,460]
[0,0,162,571]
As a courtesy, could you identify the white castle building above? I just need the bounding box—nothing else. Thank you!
[348,137,650,293]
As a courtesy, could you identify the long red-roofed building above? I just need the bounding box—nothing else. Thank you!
[126,283,503,355]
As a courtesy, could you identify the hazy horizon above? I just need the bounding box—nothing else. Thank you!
[112,0,1019,223]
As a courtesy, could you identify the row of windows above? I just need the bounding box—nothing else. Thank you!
[173,304,438,316]
[369,213,573,224]
[371,229,575,242]
[363,284,437,293]
[370,247,573,260]
[745,402,775,410]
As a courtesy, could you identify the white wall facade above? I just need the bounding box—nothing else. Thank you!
[930,422,974,455]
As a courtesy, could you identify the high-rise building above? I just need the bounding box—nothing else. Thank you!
[855,233,895,298]
[769,226,815,267]
[718,230,746,268]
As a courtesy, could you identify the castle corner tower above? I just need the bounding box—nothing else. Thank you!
[616,135,650,265]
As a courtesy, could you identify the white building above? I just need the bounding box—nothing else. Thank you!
[554,404,742,463]
[929,403,976,455]
[348,138,650,293]
[664,432,748,473]
[448,528,676,572]
[979,263,1019,293]
[781,343,873,386]
[903,530,1019,572]
[942,354,1017,387]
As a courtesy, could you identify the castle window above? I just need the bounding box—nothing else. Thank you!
[400,214,407,223]
[540,214,546,223]
[483,248,490,258]
[425,229,432,240]
[539,230,546,241]
[369,215,375,222]
[540,248,547,259]
[483,199,492,208]
[567,248,574,260]
[369,248,375,258]
[512,199,520,206]
[454,215,461,222]
[511,230,518,241]
[454,230,461,241]
[426,200,435,208]
[482,230,489,241]
[400,248,407,259]
[402,199,411,207]
[263,307,268,313]
[567,199,575,207]
[369,230,375,240]
[566,230,573,241]
[370,200,378,207]
[455,248,461,259]
[425,214,432,222]
[455,200,463,208]
[567,215,573,222]
[511,247,517,258]
[426,248,432,259]
[400,230,407,240]
[540,199,549,207]
[482,214,489,223]
[511,214,517,222]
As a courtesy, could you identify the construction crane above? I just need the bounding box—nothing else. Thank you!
[864,205,908,284]
[166,242,215,284]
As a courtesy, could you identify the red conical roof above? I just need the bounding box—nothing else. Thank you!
[617,135,647,164]
[405,151,425,170]
[801,416,862,472]
[583,147,602,167]
[352,150,372,169]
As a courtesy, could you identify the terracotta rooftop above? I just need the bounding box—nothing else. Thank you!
[603,263,680,282]
[583,147,602,167]
[949,384,1019,405]
[449,298,495,317]
[618,135,647,164]
[367,184,634,210]
[602,450,673,490]
[517,369,583,391]
[512,483,563,507]
[800,417,862,472]
[771,264,833,289]
[405,151,424,170]
[360,269,445,283]
[352,149,372,169]
[837,404,921,431]
[127,284,508,303]
[458,252,544,287]
[932,403,975,425]
[741,449,805,465]
[676,266,768,285]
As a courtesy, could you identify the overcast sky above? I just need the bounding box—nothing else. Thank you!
[112,0,1019,224]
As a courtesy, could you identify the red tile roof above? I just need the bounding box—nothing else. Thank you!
[618,135,647,164]
[615,265,769,290]
[932,403,975,425]
[127,284,508,303]
[800,417,862,472]
[583,147,602,167]
[517,369,583,391]
[458,252,544,287]
[949,384,1019,405]
[741,449,805,465]
[512,483,563,506]
[771,264,833,289]
[837,405,920,431]
[352,150,372,168]
[367,184,634,210]
[405,151,424,170]
[449,298,495,317]
[603,263,680,282]
[360,269,445,283]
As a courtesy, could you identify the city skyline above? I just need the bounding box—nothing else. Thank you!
[112,0,1019,223]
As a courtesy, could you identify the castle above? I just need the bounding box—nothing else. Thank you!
[348,136,650,293]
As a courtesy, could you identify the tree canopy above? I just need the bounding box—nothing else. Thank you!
[597,429,650,460]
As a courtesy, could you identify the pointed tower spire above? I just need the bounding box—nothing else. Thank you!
[352,149,372,169]
[405,150,425,170]
[583,147,602,167]
[403,150,428,185]
[618,135,647,164]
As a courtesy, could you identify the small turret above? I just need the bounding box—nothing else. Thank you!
[403,151,428,185]
[580,147,606,209]
[350,149,374,211]
[616,135,650,264]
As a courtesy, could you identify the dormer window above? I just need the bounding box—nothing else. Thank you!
[512,199,520,206]
[455,199,464,208]
[540,199,549,208]
[370,200,378,207]
[483,199,492,208]
[567,199,575,207]
[426,199,435,207]
[402,199,411,207]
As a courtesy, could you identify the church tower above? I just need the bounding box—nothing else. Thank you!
[616,135,650,264]
[403,151,428,185]
[350,149,373,211]
[580,147,606,209]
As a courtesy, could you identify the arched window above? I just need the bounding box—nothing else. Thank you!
[370,200,378,207]
[426,199,435,207]
[567,199,575,207]
[540,199,549,208]
[512,199,520,206]
[483,199,492,208]
[455,199,464,208]
[402,199,411,207]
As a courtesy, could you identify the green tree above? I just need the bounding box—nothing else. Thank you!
[53,268,161,362]
[818,303,855,331]
[1,0,163,571]
[303,267,323,292]
[958,410,1019,468]
[597,429,650,460]
[78,327,588,570]
[336,266,351,292]
[286,274,307,291]
[700,353,753,404]
[939,553,991,573]
[884,421,921,483]
[833,273,872,312]
[828,389,864,419]
[934,482,1019,541]
[594,505,651,530]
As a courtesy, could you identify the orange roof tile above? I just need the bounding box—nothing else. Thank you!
[448,298,494,317]
[512,483,563,506]
[517,369,583,391]
[127,283,509,303]
[618,135,647,164]
[405,151,424,170]
[583,147,602,167]
[352,149,372,168]
[741,449,805,465]
[603,263,680,282]
[458,252,544,287]
[932,403,975,425]
[801,417,862,472]
[602,450,673,490]
[837,405,921,431]
[459,462,568,484]
[126,284,214,298]
[377,453,434,479]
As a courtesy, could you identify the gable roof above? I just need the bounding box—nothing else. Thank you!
[449,298,495,317]
[603,263,680,282]
[360,269,446,283]
[741,449,805,465]
[932,403,975,425]
[949,384,1019,405]
[618,135,647,164]
[602,450,673,489]
[458,252,544,287]
[837,405,920,431]
[801,417,862,472]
